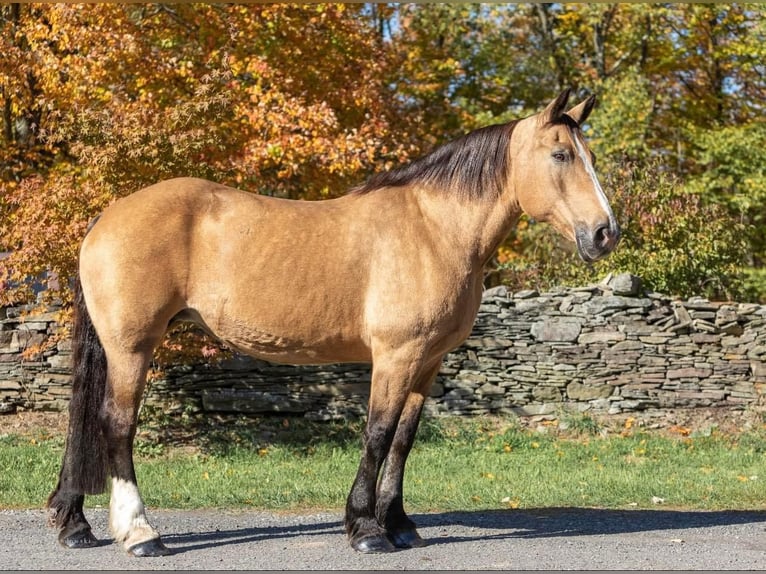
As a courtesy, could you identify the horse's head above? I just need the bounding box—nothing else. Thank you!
[511,89,620,263]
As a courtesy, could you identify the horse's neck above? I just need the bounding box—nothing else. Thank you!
[414,187,521,272]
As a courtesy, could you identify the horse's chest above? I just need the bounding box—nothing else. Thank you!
[439,290,484,350]
[400,281,483,356]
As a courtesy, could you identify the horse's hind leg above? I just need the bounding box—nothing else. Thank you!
[101,347,170,556]
[47,492,100,548]
[375,359,442,549]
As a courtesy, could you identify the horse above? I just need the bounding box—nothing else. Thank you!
[46,89,619,556]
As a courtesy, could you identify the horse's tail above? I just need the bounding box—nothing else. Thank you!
[47,274,109,521]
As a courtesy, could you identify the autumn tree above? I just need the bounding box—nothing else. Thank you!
[0,4,404,307]
[1,3,764,307]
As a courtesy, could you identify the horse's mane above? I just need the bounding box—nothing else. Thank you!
[351,120,517,200]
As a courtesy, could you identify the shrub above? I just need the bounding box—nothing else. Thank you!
[493,160,748,300]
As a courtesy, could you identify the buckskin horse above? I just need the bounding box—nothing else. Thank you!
[47,89,619,556]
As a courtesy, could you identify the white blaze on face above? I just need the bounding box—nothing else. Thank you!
[570,127,615,222]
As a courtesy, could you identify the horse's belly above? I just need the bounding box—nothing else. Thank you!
[214,317,371,365]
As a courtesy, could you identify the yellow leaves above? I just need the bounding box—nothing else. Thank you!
[1,3,403,305]
[501,496,520,509]
[631,438,647,458]
[736,475,758,483]
[496,246,518,265]
[620,417,637,437]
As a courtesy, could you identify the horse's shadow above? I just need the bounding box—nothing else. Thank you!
[157,508,766,554]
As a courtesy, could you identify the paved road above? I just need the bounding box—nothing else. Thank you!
[2,507,764,570]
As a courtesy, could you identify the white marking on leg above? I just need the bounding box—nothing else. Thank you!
[109,477,160,548]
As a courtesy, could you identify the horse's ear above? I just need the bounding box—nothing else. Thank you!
[540,88,572,124]
[566,94,597,126]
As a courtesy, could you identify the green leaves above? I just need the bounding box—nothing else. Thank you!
[495,160,748,300]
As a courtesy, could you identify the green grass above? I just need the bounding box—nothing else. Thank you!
[1,414,764,512]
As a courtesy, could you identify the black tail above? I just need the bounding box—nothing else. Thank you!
[47,275,108,518]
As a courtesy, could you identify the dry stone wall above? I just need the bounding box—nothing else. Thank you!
[1,274,765,419]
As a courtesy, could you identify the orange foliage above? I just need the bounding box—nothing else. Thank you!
[0,4,407,307]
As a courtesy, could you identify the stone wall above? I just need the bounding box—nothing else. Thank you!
[0,304,71,413]
[2,274,765,419]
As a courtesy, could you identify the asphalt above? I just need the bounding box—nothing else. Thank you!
[2,507,765,570]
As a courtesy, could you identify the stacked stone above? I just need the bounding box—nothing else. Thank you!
[143,359,372,421]
[1,274,765,419]
[0,303,71,413]
[431,273,766,417]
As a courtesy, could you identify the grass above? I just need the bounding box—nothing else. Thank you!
[1,411,764,512]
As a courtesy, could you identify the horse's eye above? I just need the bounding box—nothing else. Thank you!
[552,150,569,163]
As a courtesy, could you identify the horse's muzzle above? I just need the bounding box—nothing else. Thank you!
[575,220,621,263]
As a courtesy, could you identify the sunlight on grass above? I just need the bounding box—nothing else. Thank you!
[1,415,764,512]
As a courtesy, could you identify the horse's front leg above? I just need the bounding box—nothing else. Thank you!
[345,349,425,553]
[375,359,442,549]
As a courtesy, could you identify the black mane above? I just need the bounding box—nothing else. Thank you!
[352,121,517,200]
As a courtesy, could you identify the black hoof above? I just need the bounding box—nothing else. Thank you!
[59,525,100,549]
[388,528,426,549]
[351,534,397,554]
[127,537,172,557]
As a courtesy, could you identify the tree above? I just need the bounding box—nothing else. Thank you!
[0,4,403,306]
[2,3,764,307]
[683,121,766,300]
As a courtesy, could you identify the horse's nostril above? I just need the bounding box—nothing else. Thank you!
[594,222,621,252]
[594,224,610,247]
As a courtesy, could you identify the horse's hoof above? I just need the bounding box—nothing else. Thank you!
[59,525,99,549]
[127,537,172,557]
[388,528,426,549]
[351,534,397,554]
